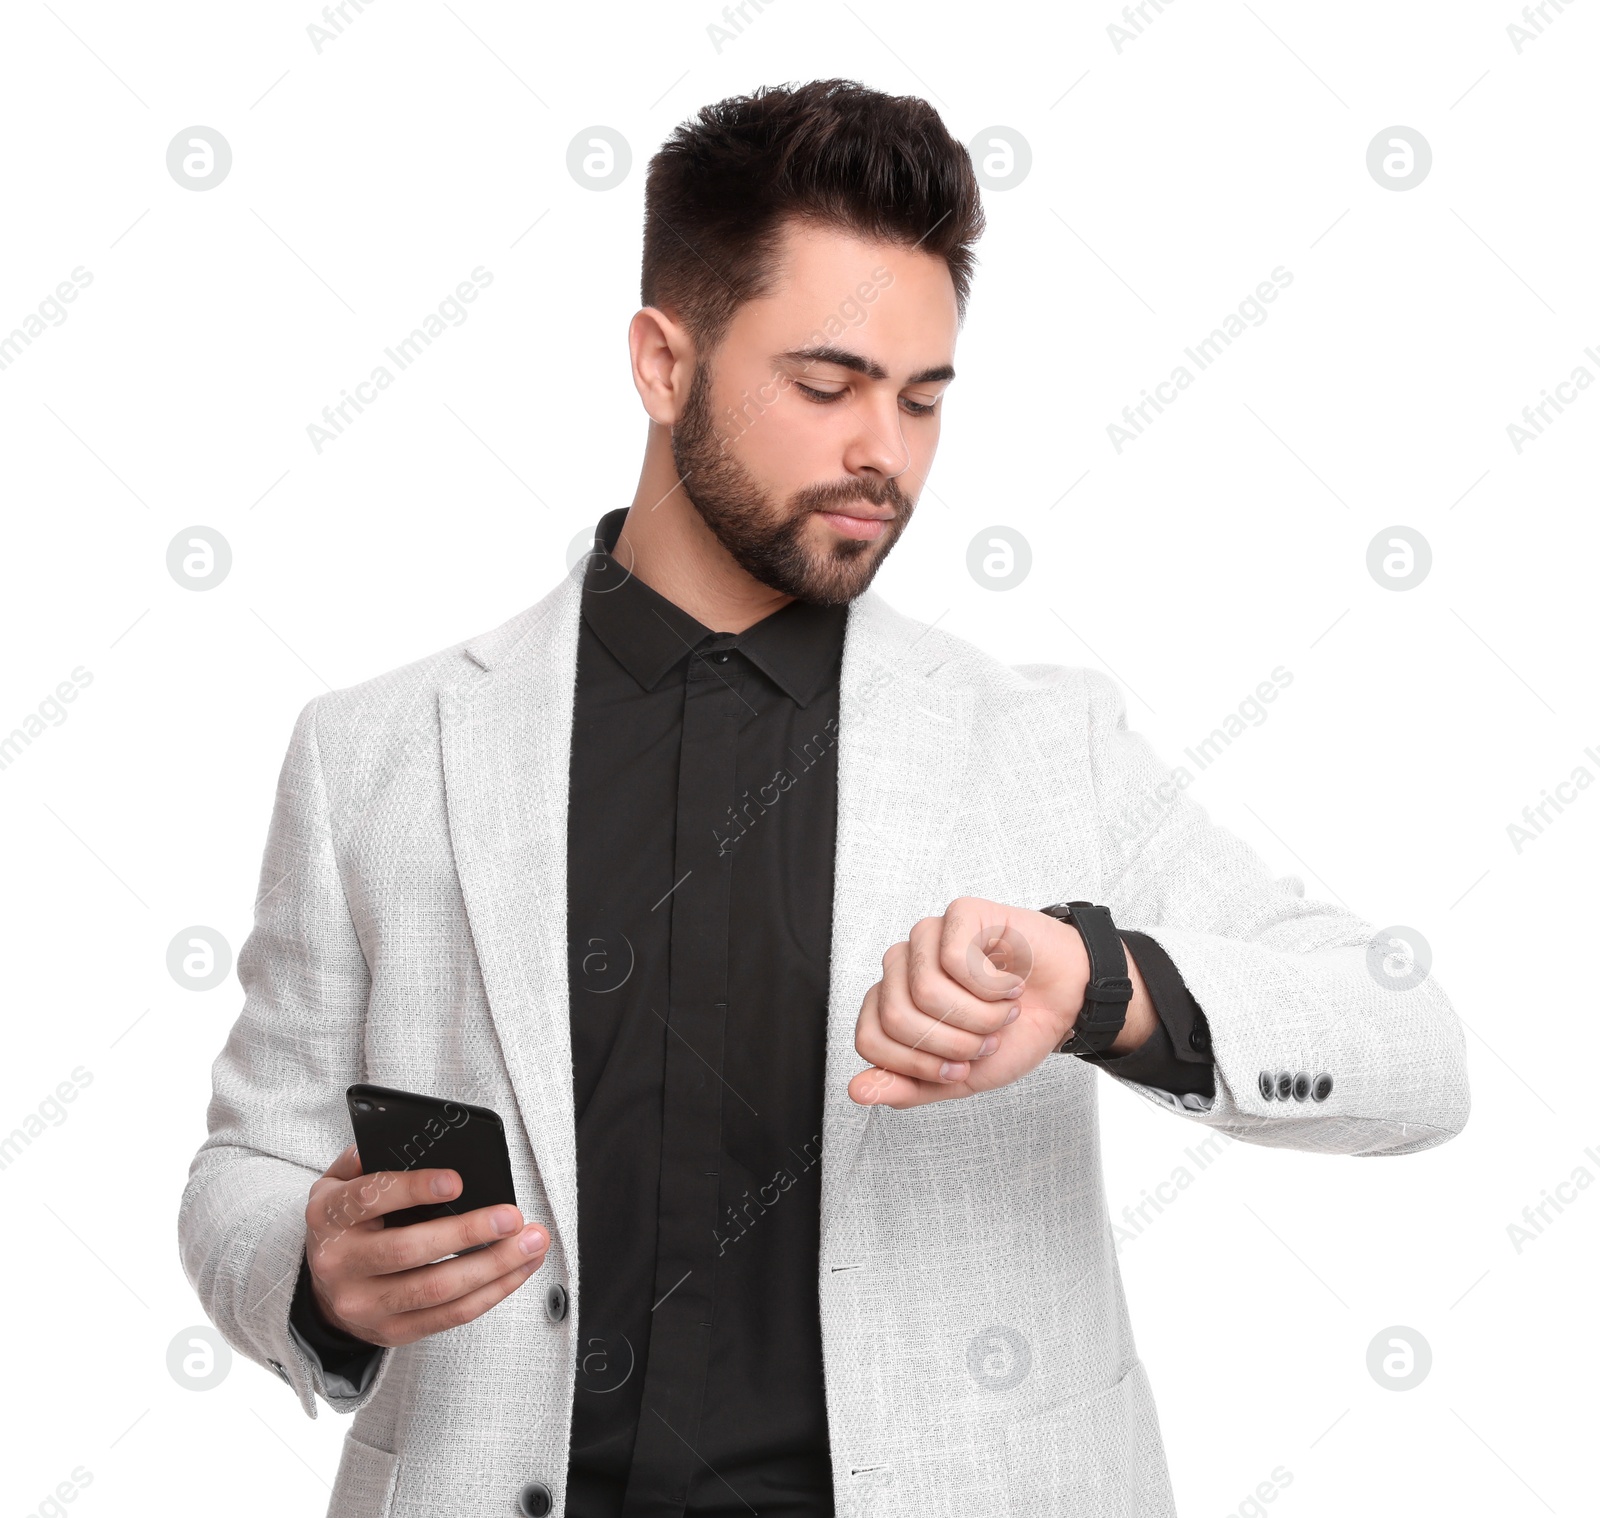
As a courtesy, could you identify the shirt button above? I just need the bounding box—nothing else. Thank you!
[710,651,730,663]
[544,1284,568,1322]
[1188,1027,1209,1054]
[518,1481,553,1517]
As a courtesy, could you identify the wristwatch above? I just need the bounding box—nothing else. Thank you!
[1038,901,1132,1056]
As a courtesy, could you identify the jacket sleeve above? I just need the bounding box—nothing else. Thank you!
[176,695,394,1417]
[1075,666,1469,1157]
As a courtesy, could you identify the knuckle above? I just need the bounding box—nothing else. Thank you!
[366,1233,406,1274]
[409,1269,451,1310]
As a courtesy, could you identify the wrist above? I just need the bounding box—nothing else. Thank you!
[1037,901,1133,1056]
[1104,940,1158,1054]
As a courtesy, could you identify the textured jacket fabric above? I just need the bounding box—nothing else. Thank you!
[177,568,1470,1518]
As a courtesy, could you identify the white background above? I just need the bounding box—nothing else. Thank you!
[1,2,1595,1515]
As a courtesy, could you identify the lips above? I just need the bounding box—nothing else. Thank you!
[816,507,891,541]
[815,504,894,521]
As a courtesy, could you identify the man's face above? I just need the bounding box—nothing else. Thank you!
[670,220,959,605]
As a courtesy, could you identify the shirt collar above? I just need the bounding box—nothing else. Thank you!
[580,506,847,708]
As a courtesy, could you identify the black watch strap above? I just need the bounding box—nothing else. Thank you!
[1039,901,1132,1056]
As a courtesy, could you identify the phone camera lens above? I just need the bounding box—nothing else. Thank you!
[353,1100,372,1113]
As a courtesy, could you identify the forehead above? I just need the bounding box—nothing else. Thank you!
[727,218,959,365]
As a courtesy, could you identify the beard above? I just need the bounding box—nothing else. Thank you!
[669,360,914,605]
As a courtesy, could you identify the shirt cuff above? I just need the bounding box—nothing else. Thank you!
[288,1249,385,1399]
[1070,929,1215,1100]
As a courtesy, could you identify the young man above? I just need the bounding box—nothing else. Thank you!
[179,79,1469,1518]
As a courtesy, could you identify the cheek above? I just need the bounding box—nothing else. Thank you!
[906,415,942,474]
[733,391,838,480]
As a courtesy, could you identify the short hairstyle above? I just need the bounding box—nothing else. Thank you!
[641,78,985,356]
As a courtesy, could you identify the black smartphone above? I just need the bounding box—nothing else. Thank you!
[345,1083,518,1252]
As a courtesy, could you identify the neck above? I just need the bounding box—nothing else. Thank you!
[612,422,795,635]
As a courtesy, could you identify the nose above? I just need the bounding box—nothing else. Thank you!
[841,390,911,481]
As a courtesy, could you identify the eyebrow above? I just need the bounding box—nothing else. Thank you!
[775,345,956,386]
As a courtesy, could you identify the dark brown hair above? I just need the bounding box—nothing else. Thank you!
[641,78,984,356]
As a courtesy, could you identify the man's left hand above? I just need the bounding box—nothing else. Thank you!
[847,896,1153,1109]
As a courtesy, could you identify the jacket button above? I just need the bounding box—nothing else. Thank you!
[1275,1071,1293,1101]
[545,1284,568,1322]
[518,1482,553,1517]
[1291,1072,1311,1101]
[268,1359,289,1383]
[1311,1072,1333,1102]
[1189,1026,1209,1054]
[1258,1070,1274,1100]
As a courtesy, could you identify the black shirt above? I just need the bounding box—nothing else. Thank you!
[288,505,1213,1515]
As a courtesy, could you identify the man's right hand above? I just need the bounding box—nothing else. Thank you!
[302,1144,549,1348]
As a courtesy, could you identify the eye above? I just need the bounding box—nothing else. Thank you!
[795,382,846,403]
[901,396,937,416]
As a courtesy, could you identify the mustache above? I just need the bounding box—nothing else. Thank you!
[791,477,912,515]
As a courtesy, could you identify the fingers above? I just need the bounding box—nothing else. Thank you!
[926,900,1034,1004]
[361,1226,548,1320]
[847,1062,966,1110]
[383,1253,546,1347]
[853,979,968,1087]
[351,1203,538,1278]
[310,1217,551,1346]
[861,944,1014,1079]
[899,924,1022,1038]
[314,1165,465,1236]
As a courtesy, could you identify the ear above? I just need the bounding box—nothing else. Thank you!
[629,306,697,426]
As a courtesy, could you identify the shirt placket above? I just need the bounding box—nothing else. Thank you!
[621,636,742,1516]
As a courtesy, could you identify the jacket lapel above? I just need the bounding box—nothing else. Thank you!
[820,592,975,1218]
[439,573,585,1257]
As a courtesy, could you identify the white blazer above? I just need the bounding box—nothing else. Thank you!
[178,567,1469,1518]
